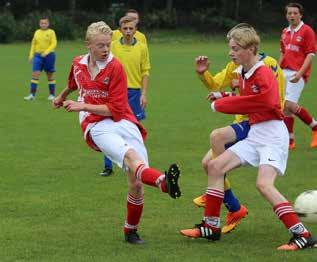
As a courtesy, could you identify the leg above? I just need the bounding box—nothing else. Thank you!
[100,156,113,176]
[283,70,317,148]
[25,53,43,101]
[46,71,56,100]
[194,124,249,233]
[24,71,40,101]
[181,150,241,240]
[256,165,316,250]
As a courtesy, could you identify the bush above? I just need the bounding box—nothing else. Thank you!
[15,10,77,41]
[192,8,237,33]
[143,9,177,30]
[0,11,16,43]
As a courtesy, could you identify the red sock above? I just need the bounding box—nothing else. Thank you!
[203,188,224,231]
[295,106,316,128]
[124,193,144,234]
[273,202,310,237]
[284,116,294,133]
[135,164,165,190]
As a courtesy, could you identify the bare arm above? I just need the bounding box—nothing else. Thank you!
[62,100,112,116]
[140,75,149,108]
[291,54,314,83]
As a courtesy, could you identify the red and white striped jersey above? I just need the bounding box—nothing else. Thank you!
[67,53,147,150]
[280,21,316,82]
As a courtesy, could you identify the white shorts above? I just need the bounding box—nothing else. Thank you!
[228,120,289,175]
[283,69,305,103]
[90,119,149,168]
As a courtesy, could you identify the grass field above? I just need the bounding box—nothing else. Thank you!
[1,36,317,261]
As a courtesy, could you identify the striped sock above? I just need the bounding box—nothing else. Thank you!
[30,79,39,96]
[135,164,166,191]
[273,202,310,237]
[203,187,224,231]
[48,79,56,95]
[124,193,144,234]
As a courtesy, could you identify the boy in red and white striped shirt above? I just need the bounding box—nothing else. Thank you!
[279,2,317,149]
[180,23,316,251]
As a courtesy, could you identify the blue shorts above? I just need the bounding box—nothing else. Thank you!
[225,120,250,149]
[128,88,145,121]
[32,52,56,73]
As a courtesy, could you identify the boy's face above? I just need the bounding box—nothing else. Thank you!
[87,33,112,62]
[120,21,137,39]
[39,19,49,30]
[228,39,253,65]
[286,7,302,27]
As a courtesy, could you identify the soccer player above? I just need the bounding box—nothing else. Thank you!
[52,21,180,244]
[279,2,317,149]
[192,23,285,234]
[112,9,147,45]
[180,24,317,251]
[100,15,151,177]
[24,17,57,101]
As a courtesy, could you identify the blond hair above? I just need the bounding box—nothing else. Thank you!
[119,15,137,26]
[227,23,260,54]
[85,21,112,41]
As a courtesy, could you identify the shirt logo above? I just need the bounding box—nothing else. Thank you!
[296,36,302,42]
[251,85,260,93]
[103,77,109,85]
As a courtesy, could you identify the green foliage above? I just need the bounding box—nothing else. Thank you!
[192,8,237,33]
[143,9,178,29]
[0,11,16,43]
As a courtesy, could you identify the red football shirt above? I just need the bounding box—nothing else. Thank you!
[68,53,147,151]
[280,21,316,82]
[214,61,283,125]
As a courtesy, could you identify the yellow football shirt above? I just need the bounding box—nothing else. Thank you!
[111,38,151,88]
[112,29,148,46]
[28,28,57,60]
[198,53,285,123]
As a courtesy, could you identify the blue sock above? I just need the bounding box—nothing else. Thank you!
[48,80,55,95]
[104,156,113,169]
[30,79,39,96]
[223,189,241,212]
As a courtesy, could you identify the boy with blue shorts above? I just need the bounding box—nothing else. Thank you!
[192,23,285,234]
[100,15,150,176]
[24,17,57,101]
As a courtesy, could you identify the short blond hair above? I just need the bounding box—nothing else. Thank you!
[227,23,260,54]
[119,15,137,27]
[86,21,112,41]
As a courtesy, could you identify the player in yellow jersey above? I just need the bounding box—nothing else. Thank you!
[100,15,151,177]
[192,23,285,234]
[24,17,57,101]
[112,9,147,46]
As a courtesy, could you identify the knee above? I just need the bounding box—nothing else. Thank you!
[256,180,272,195]
[207,160,224,178]
[201,157,209,170]
[210,129,225,147]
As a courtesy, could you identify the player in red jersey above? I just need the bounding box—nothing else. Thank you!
[279,2,317,150]
[52,21,181,244]
[180,24,317,251]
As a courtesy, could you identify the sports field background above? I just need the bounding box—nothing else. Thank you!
[1,34,317,261]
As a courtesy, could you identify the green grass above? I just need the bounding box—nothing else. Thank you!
[0,38,317,261]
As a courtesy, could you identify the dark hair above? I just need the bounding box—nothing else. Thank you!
[285,2,304,15]
[40,16,49,21]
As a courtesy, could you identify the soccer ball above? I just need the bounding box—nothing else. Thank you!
[294,190,317,224]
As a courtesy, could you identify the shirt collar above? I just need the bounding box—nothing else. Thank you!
[79,52,114,69]
[233,61,264,79]
[119,37,137,45]
[286,21,304,32]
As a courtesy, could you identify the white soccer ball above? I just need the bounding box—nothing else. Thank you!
[294,190,317,224]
